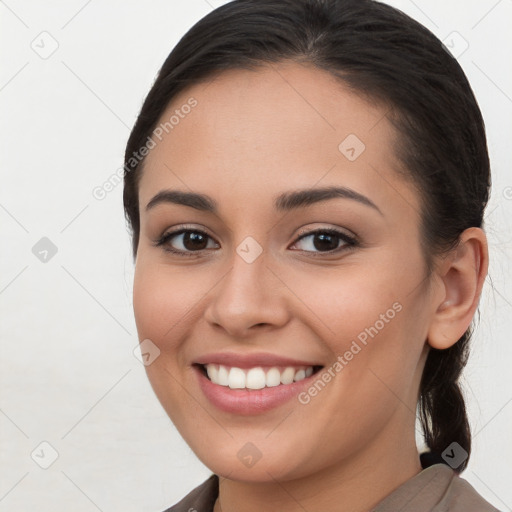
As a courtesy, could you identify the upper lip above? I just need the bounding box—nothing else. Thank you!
[194,352,323,369]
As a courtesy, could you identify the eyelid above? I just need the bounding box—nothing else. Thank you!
[294,224,356,240]
[156,223,216,242]
[163,223,214,237]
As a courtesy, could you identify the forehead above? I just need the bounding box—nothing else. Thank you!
[137,61,418,219]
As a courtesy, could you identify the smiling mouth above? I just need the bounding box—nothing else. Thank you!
[195,363,324,390]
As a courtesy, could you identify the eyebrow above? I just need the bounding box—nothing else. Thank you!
[145,186,383,216]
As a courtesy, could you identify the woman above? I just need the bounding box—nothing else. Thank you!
[123,0,500,510]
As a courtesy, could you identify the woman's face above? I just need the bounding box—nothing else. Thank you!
[133,62,437,481]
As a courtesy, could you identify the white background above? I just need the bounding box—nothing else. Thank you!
[1,1,511,510]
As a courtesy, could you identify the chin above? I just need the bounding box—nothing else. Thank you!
[189,440,323,484]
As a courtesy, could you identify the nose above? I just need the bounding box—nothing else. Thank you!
[203,250,290,339]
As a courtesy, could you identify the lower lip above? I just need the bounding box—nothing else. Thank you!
[195,366,319,415]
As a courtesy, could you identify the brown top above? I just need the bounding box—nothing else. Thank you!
[163,463,501,512]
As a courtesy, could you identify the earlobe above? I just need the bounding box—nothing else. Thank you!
[427,227,489,350]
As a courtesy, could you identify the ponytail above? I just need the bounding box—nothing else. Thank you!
[418,328,472,473]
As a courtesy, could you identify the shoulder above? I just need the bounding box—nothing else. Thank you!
[373,463,501,512]
[162,474,219,512]
[163,466,501,512]
[443,469,502,512]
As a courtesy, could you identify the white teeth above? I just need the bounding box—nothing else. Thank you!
[206,364,218,382]
[293,369,306,382]
[217,365,229,386]
[203,364,316,389]
[246,368,266,389]
[280,367,295,385]
[228,367,246,389]
[265,367,281,387]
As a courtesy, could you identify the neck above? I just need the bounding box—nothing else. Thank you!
[213,423,422,512]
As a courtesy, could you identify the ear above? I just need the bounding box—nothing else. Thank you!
[427,227,489,350]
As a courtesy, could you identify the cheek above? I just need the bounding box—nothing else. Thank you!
[132,261,204,348]
[279,256,425,410]
[132,261,206,425]
[277,259,404,346]
[305,248,424,349]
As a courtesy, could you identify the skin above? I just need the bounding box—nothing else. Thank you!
[132,61,488,512]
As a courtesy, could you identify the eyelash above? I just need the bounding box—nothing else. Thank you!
[153,225,359,258]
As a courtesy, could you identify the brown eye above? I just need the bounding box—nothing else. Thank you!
[181,231,209,250]
[291,229,357,254]
[155,229,219,255]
